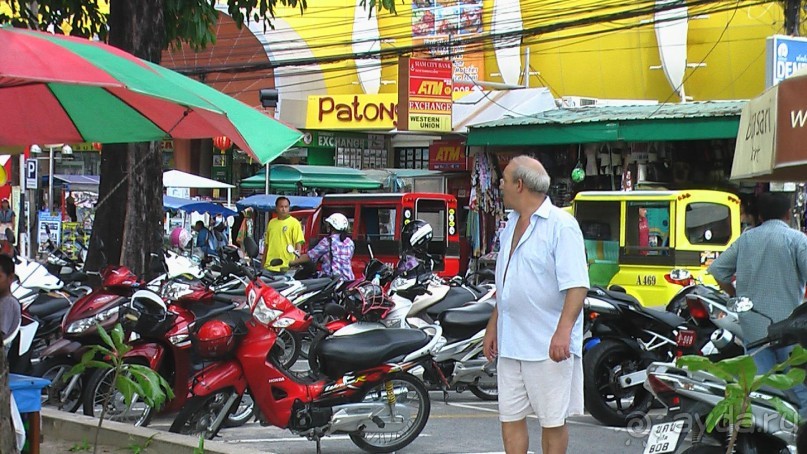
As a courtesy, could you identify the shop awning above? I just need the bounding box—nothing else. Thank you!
[47,174,100,192]
[163,195,237,217]
[466,101,745,146]
[240,165,382,190]
[236,194,322,212]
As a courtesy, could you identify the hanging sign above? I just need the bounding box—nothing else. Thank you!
[429,141,467,171]
[398,57,453,132]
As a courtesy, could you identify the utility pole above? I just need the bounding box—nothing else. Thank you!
[784,0,801,36]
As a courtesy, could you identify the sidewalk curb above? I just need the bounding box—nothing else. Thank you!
[41,408,268,454]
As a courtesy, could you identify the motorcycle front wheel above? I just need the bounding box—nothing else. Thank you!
[83,367,153,427]
[274,329,301,369]
[583,339,655,427]
[31,357,83,413]
[169,389,235,440]
[349,373,430,453]
[223,391,255,428]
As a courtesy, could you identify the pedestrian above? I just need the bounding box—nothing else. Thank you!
[0,198,15,234]
[262,196,304,272]
[708,192,807,417]
[65,192,78,222]
[289,213,355,280]
[739,193,760,232]
[235,208,254,256]
[0,254,20,354]
[192,220,217,257]
[483,155,589,454]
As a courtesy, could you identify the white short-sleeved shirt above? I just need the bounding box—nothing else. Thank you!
[494,198,590,361]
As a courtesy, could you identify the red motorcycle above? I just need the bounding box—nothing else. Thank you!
[81,278,249,427]
[32,264,143,412]
[169,274,443,454]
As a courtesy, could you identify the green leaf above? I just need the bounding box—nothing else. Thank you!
[84,360,113,371]
[760,369,807,390]
[96,322,115,350]
[676,355,734,382]
[705,399,732,432]
[787,346,807,367]
[768,396,801,425]
[116,374,145,407]
[717,356,757,385]
[65,363,86,380]
[79,349,97,367]
[110,323,125,350]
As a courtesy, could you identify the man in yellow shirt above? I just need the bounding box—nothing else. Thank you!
[263,196,305,271]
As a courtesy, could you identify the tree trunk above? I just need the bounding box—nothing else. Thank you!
[86,0,166,278]
[784,0,802,35]
[0,352,16,454]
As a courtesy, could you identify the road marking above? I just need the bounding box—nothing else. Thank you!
[431,413,499,419]
[228,434,432,443]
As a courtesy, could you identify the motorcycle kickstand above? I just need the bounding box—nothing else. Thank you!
[314,434,322,454]
[430,361,451,404]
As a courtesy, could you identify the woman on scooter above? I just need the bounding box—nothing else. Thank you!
[289,213,355,281]
[397,220,434,277]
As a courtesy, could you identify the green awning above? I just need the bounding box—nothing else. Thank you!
[466,101,745,146]
[240,164,382,190]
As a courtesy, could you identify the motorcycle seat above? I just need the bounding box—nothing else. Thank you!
[61,271,87,283]
[592,287,642,307]
[643,308,687,329]
[40,307,69,323]
[184,300,237,321]
[439,303,492,341]
[424,287,481,319]
[27,295,71,318]
[316,329,430,378]
[298,278,334,294]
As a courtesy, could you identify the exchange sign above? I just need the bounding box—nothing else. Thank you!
[398,57,453,132]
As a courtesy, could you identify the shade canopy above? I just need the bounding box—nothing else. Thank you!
[236,194,322,212]
[163,195,236,217]
[0,26,301,164]
[240,165,382,190]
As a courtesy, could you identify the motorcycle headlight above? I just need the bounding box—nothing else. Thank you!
[252,297,282,326]
[271,317,296,328]
[66,306,120,334]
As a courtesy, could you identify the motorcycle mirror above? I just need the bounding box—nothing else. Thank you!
[367,243,375,260]
[729,297,754,313]
[243,236,259,259]
[269,258,283,267]
[669,268,691,281]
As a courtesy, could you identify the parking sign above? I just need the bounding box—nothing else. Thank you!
[25,159,37,190]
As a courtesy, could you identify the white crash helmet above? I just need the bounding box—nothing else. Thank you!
[325,213,350,232]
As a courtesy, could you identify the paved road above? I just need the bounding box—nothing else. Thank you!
[150,392,670,454]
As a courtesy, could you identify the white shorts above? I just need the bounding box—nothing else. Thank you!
[497,355,584,427]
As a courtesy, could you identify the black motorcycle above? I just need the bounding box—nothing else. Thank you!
[582,286,722,427]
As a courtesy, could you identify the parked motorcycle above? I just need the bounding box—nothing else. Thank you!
[582,286,722,427]
[169,259,443,454]
[644,300,807,454]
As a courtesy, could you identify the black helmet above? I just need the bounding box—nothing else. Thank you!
[401,219,433,254]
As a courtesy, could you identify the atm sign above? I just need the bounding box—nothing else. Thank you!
[429,141,467,171]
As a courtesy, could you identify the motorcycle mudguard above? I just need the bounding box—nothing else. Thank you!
[190,361,247,397]
[583,337,601,353]
[124,343,165,370]
[40,338,83,358]
[18,320,39,355]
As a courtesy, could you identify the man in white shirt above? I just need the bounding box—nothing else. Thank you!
[484,156,589,454]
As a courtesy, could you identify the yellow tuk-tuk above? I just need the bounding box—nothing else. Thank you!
[570,190,741,307]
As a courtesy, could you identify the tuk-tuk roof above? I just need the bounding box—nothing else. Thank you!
[321,192,455,202]
[572,189,736,201]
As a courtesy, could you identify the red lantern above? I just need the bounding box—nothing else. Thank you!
[212,136,232,151]
[92,142,103,151]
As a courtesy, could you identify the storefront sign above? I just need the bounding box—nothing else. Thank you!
[398,57,453,132]
[37,213,61,254]
[306,94,397,130]
[731,87,776,179]
[766,35,807,87]
[429,141,467,171]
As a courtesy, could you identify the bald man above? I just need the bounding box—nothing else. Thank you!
[483,155,589,454]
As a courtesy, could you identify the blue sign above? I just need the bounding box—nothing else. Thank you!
[766,35,807,88]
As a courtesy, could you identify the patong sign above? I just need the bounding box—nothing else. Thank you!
[306,94,397,130]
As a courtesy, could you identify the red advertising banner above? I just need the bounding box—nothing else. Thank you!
[429,140,467,171]
[398,57,453,132]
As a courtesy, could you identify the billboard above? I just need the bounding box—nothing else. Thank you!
[766,35,807,88]
[412,0,485,94]
[398,57,453,132]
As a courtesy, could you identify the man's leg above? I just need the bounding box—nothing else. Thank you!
[502,419,529,454]
[541,424,569,454]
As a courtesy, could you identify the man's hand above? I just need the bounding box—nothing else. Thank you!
[483,328,497,362]
[549,329,571,362]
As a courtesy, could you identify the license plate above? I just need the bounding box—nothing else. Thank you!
[643,420,685,454]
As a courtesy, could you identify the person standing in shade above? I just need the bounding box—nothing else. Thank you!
[0,255,20,354]
[65,193,78,223]
[0,199,15,235]
[483,155,589,454]
[708,192,807,418]
[262,196,304,272]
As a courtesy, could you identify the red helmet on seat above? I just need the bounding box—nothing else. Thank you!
[195,319,235,359]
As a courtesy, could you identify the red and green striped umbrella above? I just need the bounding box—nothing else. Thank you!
[0,26,301,164]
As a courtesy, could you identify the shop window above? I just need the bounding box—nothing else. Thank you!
[395,147,429,169]
[625,202,671,256]
[685,203,731,245]
[415,199,447,255]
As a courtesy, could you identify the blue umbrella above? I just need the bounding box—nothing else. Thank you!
[163,195,236,217]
